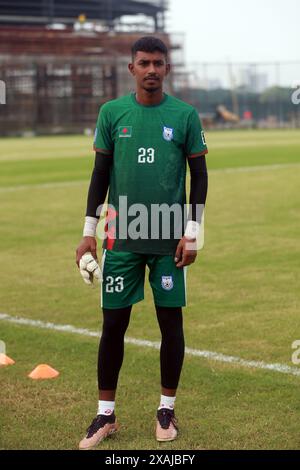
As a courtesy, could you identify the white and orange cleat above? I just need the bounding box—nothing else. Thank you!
[156,408,178,442]
[79,413,120,450]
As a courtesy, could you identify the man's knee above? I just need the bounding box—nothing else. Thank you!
[102,306,131,337]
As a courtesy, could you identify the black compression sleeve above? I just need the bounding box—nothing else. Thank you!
[85,152,113,218]
[98,306,132,390]
[187,156,208,222]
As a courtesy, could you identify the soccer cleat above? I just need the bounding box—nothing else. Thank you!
[156,408,178,442]
[79,412,120,450]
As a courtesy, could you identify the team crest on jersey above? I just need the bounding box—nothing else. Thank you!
[162,126,174,141]
[161,275,174,290]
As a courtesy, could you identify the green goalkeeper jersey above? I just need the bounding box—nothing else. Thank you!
[94,92,208,255]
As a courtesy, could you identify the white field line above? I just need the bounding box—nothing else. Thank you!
[1,312,299,377]
[0,180,87,193]
[1,162,300,193]
[209,139,300,149]
[211,162,300,174]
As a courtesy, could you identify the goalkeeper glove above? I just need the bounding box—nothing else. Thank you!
[79,252,102,285]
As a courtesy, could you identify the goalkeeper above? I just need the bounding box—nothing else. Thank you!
[75,36,208,449]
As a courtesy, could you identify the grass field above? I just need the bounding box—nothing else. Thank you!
[0,129,300,450]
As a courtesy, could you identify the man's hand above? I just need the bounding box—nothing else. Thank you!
[76,237,102,285]
[76,236,97,267]
[79,252,102,285]
[174,236,197,268]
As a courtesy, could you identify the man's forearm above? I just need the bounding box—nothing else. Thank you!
[83,152,112,236]
[185,156,208,238]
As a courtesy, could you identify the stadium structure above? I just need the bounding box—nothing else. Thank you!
[0,0,182,135]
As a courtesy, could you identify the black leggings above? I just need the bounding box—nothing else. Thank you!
[98,305,185,390]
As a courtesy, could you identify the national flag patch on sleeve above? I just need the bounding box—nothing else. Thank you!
[119,126,132,137]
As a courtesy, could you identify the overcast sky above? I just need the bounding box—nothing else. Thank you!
[167,0,300,85]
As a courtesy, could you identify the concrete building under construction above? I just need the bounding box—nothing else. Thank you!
[0,0,180,135]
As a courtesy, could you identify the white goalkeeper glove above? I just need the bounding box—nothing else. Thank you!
[79,252,102,285]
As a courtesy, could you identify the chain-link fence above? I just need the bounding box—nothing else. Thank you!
[1,53,299,135]
[173,61,300,128]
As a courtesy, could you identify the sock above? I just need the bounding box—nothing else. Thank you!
[97,400,115,416]
[158,394,176,410]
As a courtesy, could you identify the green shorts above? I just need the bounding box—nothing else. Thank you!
[101,249,187,309]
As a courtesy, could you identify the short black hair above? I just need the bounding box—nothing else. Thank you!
[131,36,168,60]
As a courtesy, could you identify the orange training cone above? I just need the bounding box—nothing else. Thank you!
[0,353,15,366]
[28,364,59,379]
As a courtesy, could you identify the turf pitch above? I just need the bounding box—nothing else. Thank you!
[0,129,300,449]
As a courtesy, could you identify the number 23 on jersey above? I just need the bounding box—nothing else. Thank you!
[138,147,155,164]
